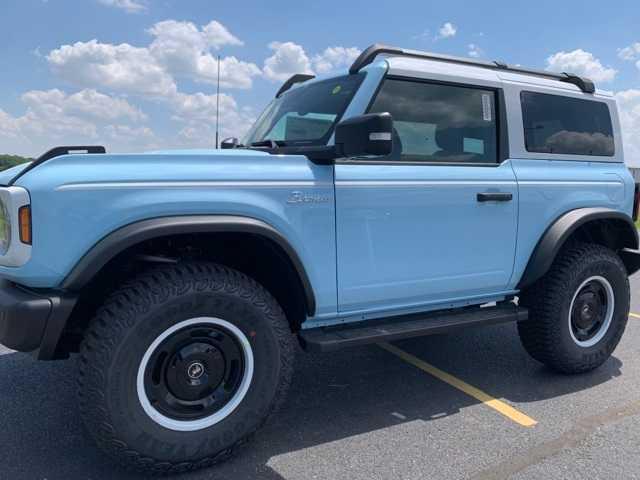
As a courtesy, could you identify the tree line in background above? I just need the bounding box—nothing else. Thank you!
[0,154,30,171]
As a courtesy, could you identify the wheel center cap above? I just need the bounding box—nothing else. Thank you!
[187,361,205,380]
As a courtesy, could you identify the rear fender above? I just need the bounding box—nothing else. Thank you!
[517,207,639,289]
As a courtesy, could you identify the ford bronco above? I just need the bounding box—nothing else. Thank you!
[1,44,639,474]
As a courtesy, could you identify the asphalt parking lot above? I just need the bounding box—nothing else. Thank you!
[2,275,640,479]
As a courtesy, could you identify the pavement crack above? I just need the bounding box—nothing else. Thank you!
[469,399,640,480]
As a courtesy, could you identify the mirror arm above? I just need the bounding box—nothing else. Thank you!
[221,137,239,149]
[302,145,338,164]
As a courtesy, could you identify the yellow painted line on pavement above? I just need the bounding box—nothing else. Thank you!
[630,312,640,319]
[379,342,537,428]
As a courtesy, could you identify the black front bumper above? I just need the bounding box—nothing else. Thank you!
[0,281,76,359]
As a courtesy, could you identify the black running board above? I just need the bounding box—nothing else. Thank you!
[299,303,528,352]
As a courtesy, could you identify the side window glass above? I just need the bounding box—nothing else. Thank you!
[521,91,614,156]
[368,79,498,163]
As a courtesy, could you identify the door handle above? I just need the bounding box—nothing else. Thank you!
[477,192,513,202]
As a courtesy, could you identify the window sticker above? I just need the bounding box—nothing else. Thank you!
[482,93,492,122]
[464,137,485,154]
[332,85,342,95]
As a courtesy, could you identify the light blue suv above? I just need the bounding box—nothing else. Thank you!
[1,44,639,474]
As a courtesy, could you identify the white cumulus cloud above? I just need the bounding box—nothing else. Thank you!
[618,42,640,61]
[171,92,238,122]
[263,42,361,81]
[467,44,483,58]
[263,41,313,82]
[436,22,457,40]
[191,55,261,89]
[202,20,244,49]
[8,19,375,154]
[312,46,361,74]
[0,109,23,139]
[46,20,259,95]
[0,89,151,155]
[616,89,640,167]
[170,92,256,144]
[148,20,259,89]
[103,124,156,147]
[0,87,261,154]
[97,0,147,14]
[23,89,147,122]
[47,40,177,97]
[546,49,617,83]
[617,42,640,74]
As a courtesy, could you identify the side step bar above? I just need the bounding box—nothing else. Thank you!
[299,303,528,352]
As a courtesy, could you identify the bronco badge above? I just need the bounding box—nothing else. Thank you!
[287,191,330,204]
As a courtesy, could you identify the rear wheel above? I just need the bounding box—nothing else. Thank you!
[518,243,630,374]
[78,262,295,475]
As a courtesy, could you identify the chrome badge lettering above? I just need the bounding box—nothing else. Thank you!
[287,191,330,204]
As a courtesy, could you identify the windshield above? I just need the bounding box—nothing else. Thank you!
[242,73,364,147]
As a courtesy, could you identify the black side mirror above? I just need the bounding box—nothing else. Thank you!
[221,137,239,149]
[335,113,393,158]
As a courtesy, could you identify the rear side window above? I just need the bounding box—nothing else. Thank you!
[368,78,498,163]
[521,91,614,156]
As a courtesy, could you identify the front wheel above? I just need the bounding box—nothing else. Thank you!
[78,262,295,475]
[518,243,630,374]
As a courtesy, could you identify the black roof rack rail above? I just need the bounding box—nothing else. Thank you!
[349,44,596,94]
[275,74,316,98]
[9,146,106,185]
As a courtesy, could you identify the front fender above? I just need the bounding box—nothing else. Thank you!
[0,151,338,320]
[62,215,317,316]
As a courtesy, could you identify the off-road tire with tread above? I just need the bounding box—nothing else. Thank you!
[518,242,629,374]
[77,261,295,475]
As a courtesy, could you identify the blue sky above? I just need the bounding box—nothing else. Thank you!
[1,0,640,162]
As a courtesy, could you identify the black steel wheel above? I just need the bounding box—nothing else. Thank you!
[138,318,253,431]
[568,276,614,347]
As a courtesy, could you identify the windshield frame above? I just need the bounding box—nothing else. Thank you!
[242,73,366,147]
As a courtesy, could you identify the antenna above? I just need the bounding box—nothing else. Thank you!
[215,54,221,149]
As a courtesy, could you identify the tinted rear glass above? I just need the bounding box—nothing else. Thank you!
[520,91,614,157]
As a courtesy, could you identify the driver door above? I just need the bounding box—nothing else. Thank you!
[335,77,518,315]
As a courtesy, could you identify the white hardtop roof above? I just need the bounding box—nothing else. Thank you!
[383,55,612,98]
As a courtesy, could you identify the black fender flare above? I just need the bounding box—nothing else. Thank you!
[517,207,639,290]
[62,215,316,316]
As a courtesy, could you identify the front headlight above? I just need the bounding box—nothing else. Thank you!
[0,187,31,267]
[0,199,10,255]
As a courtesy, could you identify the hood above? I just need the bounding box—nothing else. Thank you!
[0,162,32,186]
[8,148,274,186]
[11,148,313,190]
[146,149,271,157]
